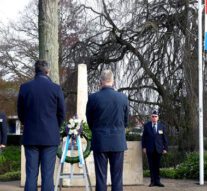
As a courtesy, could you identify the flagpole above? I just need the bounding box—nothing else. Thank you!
[198,0,204,185]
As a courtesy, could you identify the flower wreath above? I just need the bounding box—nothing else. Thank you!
[57,118,92,164]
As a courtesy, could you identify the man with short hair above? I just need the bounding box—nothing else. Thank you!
[86,69,129,191]
[17,60,65,191]
[0,112,7,149]
[142,110,168,187]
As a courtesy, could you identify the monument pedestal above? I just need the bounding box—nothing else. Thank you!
[21,141,143,186]
[123,141,143,185]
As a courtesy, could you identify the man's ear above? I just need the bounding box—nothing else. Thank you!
[46,69,50,76]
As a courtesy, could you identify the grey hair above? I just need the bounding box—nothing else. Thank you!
[100,70,114,82]
[35,60,49,74]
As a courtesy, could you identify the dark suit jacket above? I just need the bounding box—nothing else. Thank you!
[142,121,168,154]
[17,72,66,146]
[86,86,129,152]
[0,112,7,145]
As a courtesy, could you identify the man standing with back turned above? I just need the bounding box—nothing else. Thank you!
[142,110,168,187]
[86,69,129,191]
[17,60,65,191]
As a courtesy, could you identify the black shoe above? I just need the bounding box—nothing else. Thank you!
[149,183,155,187]
[155,182,165,187]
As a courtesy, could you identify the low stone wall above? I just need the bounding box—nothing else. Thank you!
[21,141,143,186]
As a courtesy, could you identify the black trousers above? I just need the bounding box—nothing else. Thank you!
[147,150,162,184]
[93,151,124,191]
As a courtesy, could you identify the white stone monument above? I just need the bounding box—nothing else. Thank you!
[59,63,89,186]
[77,64,88,121]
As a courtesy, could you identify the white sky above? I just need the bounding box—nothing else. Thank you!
[0,0,29,23]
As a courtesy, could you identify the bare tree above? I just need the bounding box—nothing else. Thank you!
[0,0,204,150]
[69,0,199,151]
[0,1,38,83]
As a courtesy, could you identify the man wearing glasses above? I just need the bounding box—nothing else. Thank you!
[142,110,168,187]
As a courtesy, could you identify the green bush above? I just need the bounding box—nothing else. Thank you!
[0,146,21,162]
[0,171,20,181]
[0,146,21,178]
[143,170,150,177]
[161,150,187,168]
[126,128,141,141]
[143,150,187,170]
[160,168,177,179]
[175,152,207,179]
[144,168,177,179]
[144,152,207,179]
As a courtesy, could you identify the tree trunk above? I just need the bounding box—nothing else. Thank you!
[38,0,60,84]
[179,1,198,151]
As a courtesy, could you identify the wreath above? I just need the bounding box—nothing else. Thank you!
[57,119,92,164]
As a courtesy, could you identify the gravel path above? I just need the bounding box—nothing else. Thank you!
[0,178,206,191]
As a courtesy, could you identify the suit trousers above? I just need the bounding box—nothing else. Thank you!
[93,151,124,191]
[147,150,162,184]
[24,145,58,191]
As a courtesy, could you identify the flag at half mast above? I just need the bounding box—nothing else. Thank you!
[205,0,207,50]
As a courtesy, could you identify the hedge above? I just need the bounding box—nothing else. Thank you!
[144,152,207,179]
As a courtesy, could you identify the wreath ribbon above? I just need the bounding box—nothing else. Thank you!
[57,127,91,164]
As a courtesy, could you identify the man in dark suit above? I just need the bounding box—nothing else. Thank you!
[142,110,168,187]
[86,69,129,191]
[17,60,65,191]
[0,112,7,149]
